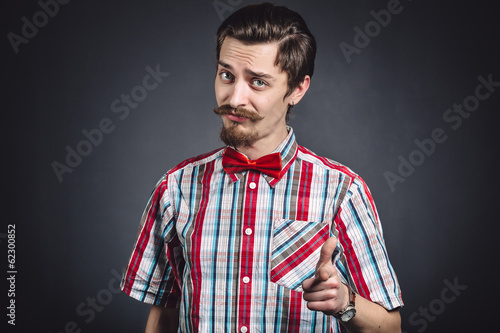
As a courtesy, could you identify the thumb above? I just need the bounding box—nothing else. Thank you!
[315,236,338,280]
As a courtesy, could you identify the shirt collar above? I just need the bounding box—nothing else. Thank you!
[225,127,298,186]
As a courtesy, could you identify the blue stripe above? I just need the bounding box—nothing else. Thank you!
[282,162,294,218]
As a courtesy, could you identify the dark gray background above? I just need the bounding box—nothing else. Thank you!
[3,0,499,332]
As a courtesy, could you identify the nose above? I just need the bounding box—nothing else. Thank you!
[228,80,249,108]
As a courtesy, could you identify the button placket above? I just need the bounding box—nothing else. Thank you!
[238,171,258,333]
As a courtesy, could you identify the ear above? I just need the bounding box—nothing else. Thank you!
[288,75,311,105]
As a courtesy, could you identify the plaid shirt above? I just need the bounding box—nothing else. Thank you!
[121,128,403,333]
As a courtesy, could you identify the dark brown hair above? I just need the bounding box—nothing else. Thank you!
[216,2,316,100]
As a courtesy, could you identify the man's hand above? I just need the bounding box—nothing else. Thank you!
[302,236,349,316]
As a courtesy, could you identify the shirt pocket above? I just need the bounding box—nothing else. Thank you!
[270,219,330,292]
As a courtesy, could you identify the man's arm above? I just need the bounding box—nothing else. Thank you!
[341,290,401,333]
[302,237,401,333]
[145,305,179,333]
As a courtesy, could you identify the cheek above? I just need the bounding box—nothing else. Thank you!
[215,80,230,105]
[252,94,274,110]
[261,97,286,118]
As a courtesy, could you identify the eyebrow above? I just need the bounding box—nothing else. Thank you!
[217,60,276,81]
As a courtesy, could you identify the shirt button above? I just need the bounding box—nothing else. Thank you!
[245,228,252,236]
[248,182,256,189]
[240,325,248,333]
[242,276,250,283]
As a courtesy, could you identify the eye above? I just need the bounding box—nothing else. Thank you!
[252,79,267,88]
[220,71,234,81]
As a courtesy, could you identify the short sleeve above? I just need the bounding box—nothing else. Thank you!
[120,174,184,308]
[334,177,403,310]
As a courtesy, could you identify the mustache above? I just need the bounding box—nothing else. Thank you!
[213,104,264,121]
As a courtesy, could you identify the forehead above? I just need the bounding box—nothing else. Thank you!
[219,37,282,75]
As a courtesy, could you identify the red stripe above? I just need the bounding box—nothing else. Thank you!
[122,180,168,295]
[189,161,215,332]
[238,172,259,331]
[334,208,371,300]
[288,290,301,333]
[270,227,329,281]
[298,161,312,221]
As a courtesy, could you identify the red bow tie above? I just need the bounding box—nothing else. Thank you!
[222,148,282,179]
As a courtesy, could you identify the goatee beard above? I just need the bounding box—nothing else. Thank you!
[219,122,259,148]
[214,105,262,148]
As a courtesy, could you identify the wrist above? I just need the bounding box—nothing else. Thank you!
[334,285,356,323]
[341,284,350,309]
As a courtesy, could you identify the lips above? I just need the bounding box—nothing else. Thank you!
[226,114,248,122]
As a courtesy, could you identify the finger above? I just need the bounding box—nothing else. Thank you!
[302,283,341,302]
[315,237,338,280]
[302,275,333,292]
[305,300,337,315]
[317,236,338,266]
[301,277,316,291]
[302,276,340,293]
[316,264,337,282]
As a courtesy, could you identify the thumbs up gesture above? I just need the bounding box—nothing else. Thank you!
[302,236,350,315]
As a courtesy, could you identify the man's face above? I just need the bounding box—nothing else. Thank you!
[214,37,294,150]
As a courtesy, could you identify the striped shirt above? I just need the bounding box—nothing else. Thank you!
[121,128,403,333]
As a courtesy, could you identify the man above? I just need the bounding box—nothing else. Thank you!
[121,3,403,332]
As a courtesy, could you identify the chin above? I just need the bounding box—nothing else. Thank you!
[220,123,259,147]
